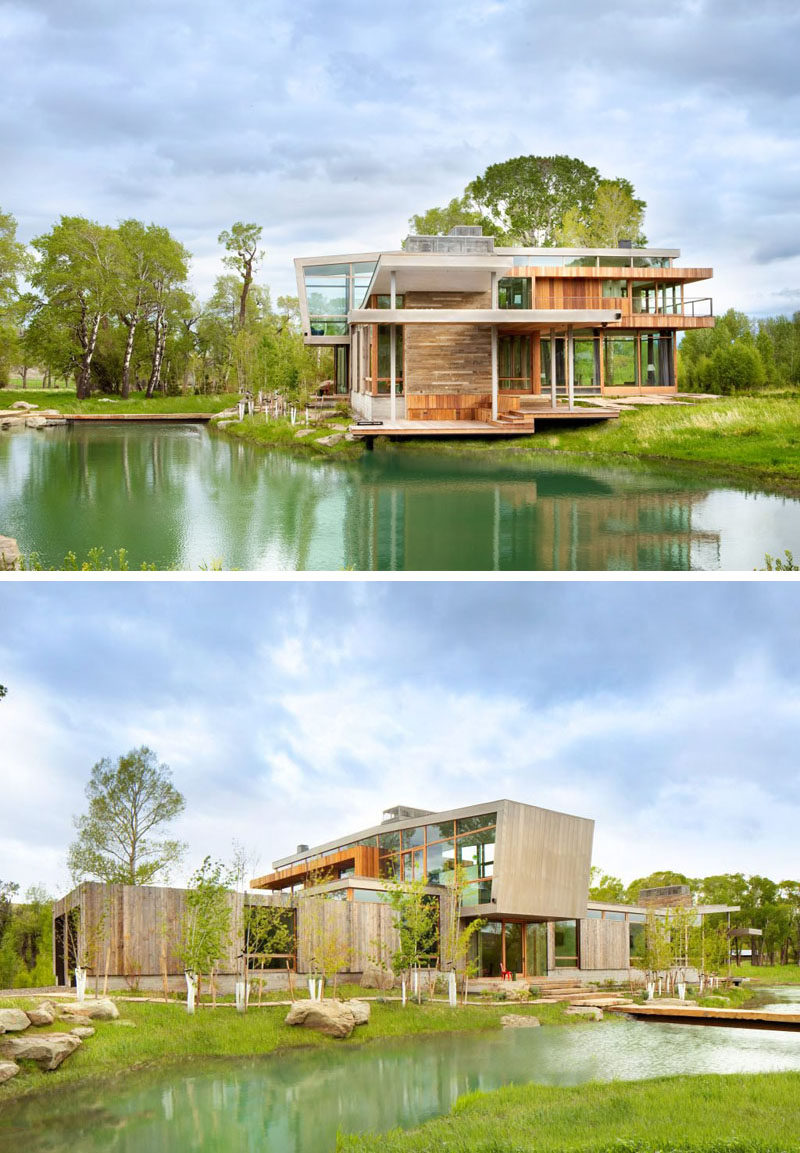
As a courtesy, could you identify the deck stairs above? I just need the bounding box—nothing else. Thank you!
[492,409,534,428]
[470,976,637,1008]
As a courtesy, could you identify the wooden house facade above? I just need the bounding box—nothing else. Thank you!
[295,229,714,424]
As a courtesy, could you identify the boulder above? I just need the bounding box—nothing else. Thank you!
[70,1026,95,1039]
[565,1006,603,1021]
[26,1001,57,1027]
[0,1009,31,1033]
[0,536,21,570]
[294,428,315,438]
[501,1015,541,1028]
[316,434,344,447]
[0,1061,20,1084]
[10,401,37,410]
[347,1000,371,1026]
[60,997,119,1021]
[284,1000,356,1039]
[0,1032,82,1071]
[25,416,48,429]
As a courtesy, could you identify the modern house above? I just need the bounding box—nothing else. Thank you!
[53,799,735,988]
[295,228,714,426]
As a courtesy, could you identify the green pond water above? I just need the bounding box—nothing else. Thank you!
[1,423,799,570]
[2,1018,800,1152]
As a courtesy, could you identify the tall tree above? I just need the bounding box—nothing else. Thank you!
[0,208,29,387]
[30,216,122,398]
[467,155,602,245]
[68,746,186,885]
[556,178,647,247]
[218,223,263,329]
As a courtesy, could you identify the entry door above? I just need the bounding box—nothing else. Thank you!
[525,923,548,977]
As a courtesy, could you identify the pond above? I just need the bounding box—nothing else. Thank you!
[2,1019,800,1153]
[1,424,799,570]
[756,984,800,1013]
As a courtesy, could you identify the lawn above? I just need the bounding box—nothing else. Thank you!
[0,993,577,1102]
[338,1072,800,1153]
[0,387,240,415]
[730,962,800,984]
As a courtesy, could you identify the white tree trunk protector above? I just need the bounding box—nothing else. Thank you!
[185,971,198,1014]
[448,971,457,1008]
[235,980,247,1012]
[75,967,87,1003]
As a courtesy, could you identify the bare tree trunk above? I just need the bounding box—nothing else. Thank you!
[21,365,28,389]
[238,261,253,328]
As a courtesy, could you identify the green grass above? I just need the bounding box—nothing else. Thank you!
[213,412,364,457]
[0,387,240,415]
[729,963,800,984]
[0,994,579,1102]
[337,1072,800,1152]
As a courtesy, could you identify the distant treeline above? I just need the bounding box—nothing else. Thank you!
[679,308,800,393]
[0,210,331,398]
[0,882,53,988]
[591,869,800,965]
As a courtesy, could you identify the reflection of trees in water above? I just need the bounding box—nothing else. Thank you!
[347,453,721,571]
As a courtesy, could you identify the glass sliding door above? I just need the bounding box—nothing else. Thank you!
[525,922,547,976]
[504,923,523,975]
[498,334,532,391]
[540,337,566,395]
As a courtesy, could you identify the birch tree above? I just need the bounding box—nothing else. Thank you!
[30,216,122,398]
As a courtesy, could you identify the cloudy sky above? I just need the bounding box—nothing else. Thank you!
[1,580,799,897]
[2,0,799,315]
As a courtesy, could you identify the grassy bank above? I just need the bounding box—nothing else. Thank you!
[211,412,364,457]
[730,962,800,984]
[0,994,578,1102]
[338,1072,800,1153]
[0,388,239,415]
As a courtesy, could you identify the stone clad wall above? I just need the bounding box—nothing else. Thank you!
[403,291,492,397]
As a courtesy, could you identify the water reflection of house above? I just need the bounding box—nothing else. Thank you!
[53,800,736,989]
[347,471,722,570]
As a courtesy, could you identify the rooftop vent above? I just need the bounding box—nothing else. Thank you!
[296,843,309,853]
[381,805,435,824]
[618,238,633,249]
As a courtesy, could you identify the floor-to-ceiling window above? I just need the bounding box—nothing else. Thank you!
[604,334,637,389]
[573,330,601,391]
[375,325,404,395]
[498,334,532,390]
[540,337,566,393]
[554,919,579,968]
[472,919,548,977]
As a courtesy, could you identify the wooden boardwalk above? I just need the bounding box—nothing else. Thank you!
[64,413,214,422]
[607,1004,800,1031]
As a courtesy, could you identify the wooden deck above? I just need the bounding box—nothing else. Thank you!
[349,409,618,440]
[607,1004,800,1031]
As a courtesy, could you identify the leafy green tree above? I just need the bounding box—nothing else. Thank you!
[467,155,603,246]
[218,223,264,329]
[383,875,440,997]
[0,208,28,388]
[0,683,6,699]
[67,746,186,885]
[0,885,53,989]
[588,868,627,903]
[556,178,647,247]
[30,216,122,397]
[177,856,233,1004]
[408,195,486,239]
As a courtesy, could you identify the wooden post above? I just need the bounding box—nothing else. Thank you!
[390,271,397,422]
[567,325,575,410]
[550,328,557,409]
[491,327,498,422]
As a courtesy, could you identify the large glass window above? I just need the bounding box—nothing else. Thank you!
[375,294,405,309]
[307,283,348,315]
[428,820,455,841]
[376,325,404,394]
[602,279,628,298]
[309,321,348,336]
[498,277,532,309]
[426,839,455,885]
[498,335,531,389]
[629,914,646,959]
[540,337,566,392]
[554,919,579,968]
[505,923,523,974]
[604,335,637,388]
[401,826,424,850]
[640,333,673,387]
[526,922,547,976]
[599,256,633,268]
[573,330,600,390]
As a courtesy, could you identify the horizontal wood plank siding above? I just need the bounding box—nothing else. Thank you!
[404,291,492,403]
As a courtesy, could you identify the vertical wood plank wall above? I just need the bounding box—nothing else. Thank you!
[493,801,594,919]
[579,919,629,969]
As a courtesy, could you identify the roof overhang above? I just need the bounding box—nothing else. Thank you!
[367,253,512,296]
[348,308,623,326]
